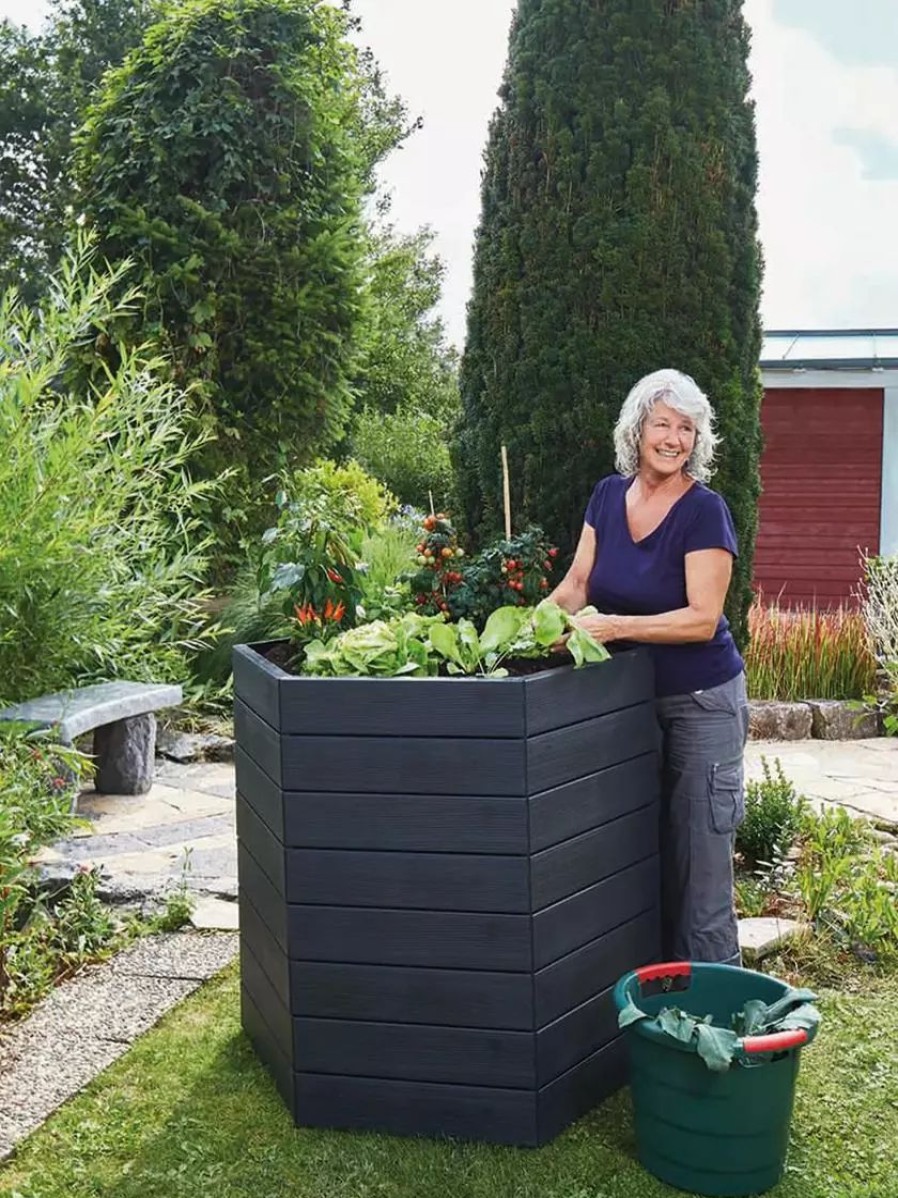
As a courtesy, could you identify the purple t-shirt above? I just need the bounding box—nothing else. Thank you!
[584,474,744,698]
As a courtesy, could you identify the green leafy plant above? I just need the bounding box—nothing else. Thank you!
[0,722,89,1005]
[289,459,397,534]
[0,236,217,700]
[736,757,808,869]
[302,611,444,678]
[302,601,609,679]
[357,521,419,621]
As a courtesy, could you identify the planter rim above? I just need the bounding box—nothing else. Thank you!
[236,639,634,684]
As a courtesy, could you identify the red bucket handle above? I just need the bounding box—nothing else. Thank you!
[741,1028,808,1055]
[635,962,692,985]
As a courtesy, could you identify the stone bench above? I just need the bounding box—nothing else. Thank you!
[0,681,182,795]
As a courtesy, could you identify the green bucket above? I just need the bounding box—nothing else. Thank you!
[614,962,818,1197]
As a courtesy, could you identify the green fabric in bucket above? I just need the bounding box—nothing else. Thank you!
[618,985,820,1072]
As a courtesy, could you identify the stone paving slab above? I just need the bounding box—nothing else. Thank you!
[745,739,898,828]
[0,931,238,1161]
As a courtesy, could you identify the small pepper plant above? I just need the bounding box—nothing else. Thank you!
[258,489,363,645]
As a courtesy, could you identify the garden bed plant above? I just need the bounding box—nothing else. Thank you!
[734,758,898,976]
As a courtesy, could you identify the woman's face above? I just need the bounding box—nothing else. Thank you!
[639,400,697,477]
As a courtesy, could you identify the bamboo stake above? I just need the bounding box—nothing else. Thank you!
[428,489,435,518]
[500,445,512,540]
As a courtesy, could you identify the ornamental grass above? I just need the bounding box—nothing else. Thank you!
[745,597,877,702]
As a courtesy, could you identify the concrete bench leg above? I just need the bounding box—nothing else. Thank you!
[94,713,157,795]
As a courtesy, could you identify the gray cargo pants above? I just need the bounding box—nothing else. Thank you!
[655,672,749,966]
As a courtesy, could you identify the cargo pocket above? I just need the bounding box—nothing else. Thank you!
[708,760,744,833]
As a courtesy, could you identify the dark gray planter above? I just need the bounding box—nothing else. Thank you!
[234,641,662,1147]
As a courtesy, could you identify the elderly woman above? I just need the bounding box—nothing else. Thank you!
[550,368,748,967]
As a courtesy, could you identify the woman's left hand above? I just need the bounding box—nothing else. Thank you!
[570,611,621,644]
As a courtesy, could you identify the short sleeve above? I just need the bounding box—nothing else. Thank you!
[584,476,613,529]
[683,489,739,557]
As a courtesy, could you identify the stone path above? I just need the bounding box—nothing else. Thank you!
[745,738,898,829]
[33,759,239,930]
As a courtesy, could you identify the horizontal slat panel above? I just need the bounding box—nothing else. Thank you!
[241,938,292,1065]
[287,905,532,971]
[283,791,527,854]
[527,704,659,796]
[290,960,533,1028]
[535,907,661,1026]
[240,888,290,1011]
[286,848,530,912]
[237,794,285,895]
[529,752,660,852]
[294,1073,537,1146]
[233,643,281,729]
[235,747,283,839]
[537,1036,627,1145]
[241,987,295,1115]
[281,735,526,796]
[533,855,659,968]
[294,1018,534,1089]
[536,984,619,1085]
[234,700,281,787]
[532,805,658,910]
[523,649,653,735]
[239,843,287,950]
[280,675,525,738]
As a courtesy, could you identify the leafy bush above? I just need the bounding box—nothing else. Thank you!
[861,552,898,665]
[736,757,807,870]
[0,239,216,701]
[74,0,406,560]
[288,459,396,534]
[352,405,457,512]
[745,598,877,702]
[0,722,87,1006]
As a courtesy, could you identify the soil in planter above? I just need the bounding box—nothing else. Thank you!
[259,640,574,678]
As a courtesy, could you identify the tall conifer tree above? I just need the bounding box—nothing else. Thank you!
[457,0,763,645]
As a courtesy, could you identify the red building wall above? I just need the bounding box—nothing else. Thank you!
[753,387,884,607]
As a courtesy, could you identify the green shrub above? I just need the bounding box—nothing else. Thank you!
[352,405,457,513]
[736,757,807,869]
[0,722,88,1006]
[289,458,396,534]
[0,238,217,701]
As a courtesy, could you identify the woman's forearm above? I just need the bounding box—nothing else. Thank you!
[607,606,719,644]
[547,573,589,615]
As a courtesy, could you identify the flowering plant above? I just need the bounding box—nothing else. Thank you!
[258,490,363,644]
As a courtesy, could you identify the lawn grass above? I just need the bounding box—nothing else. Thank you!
[2,964,897,1198]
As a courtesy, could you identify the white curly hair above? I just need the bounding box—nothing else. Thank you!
[613,368,718,482]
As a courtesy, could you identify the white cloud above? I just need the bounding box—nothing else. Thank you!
[747,0,898,329]
[355,0,515,347]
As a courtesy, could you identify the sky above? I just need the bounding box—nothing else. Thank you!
[4,0,898,348]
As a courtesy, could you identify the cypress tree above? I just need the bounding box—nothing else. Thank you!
[457,0,763,646]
